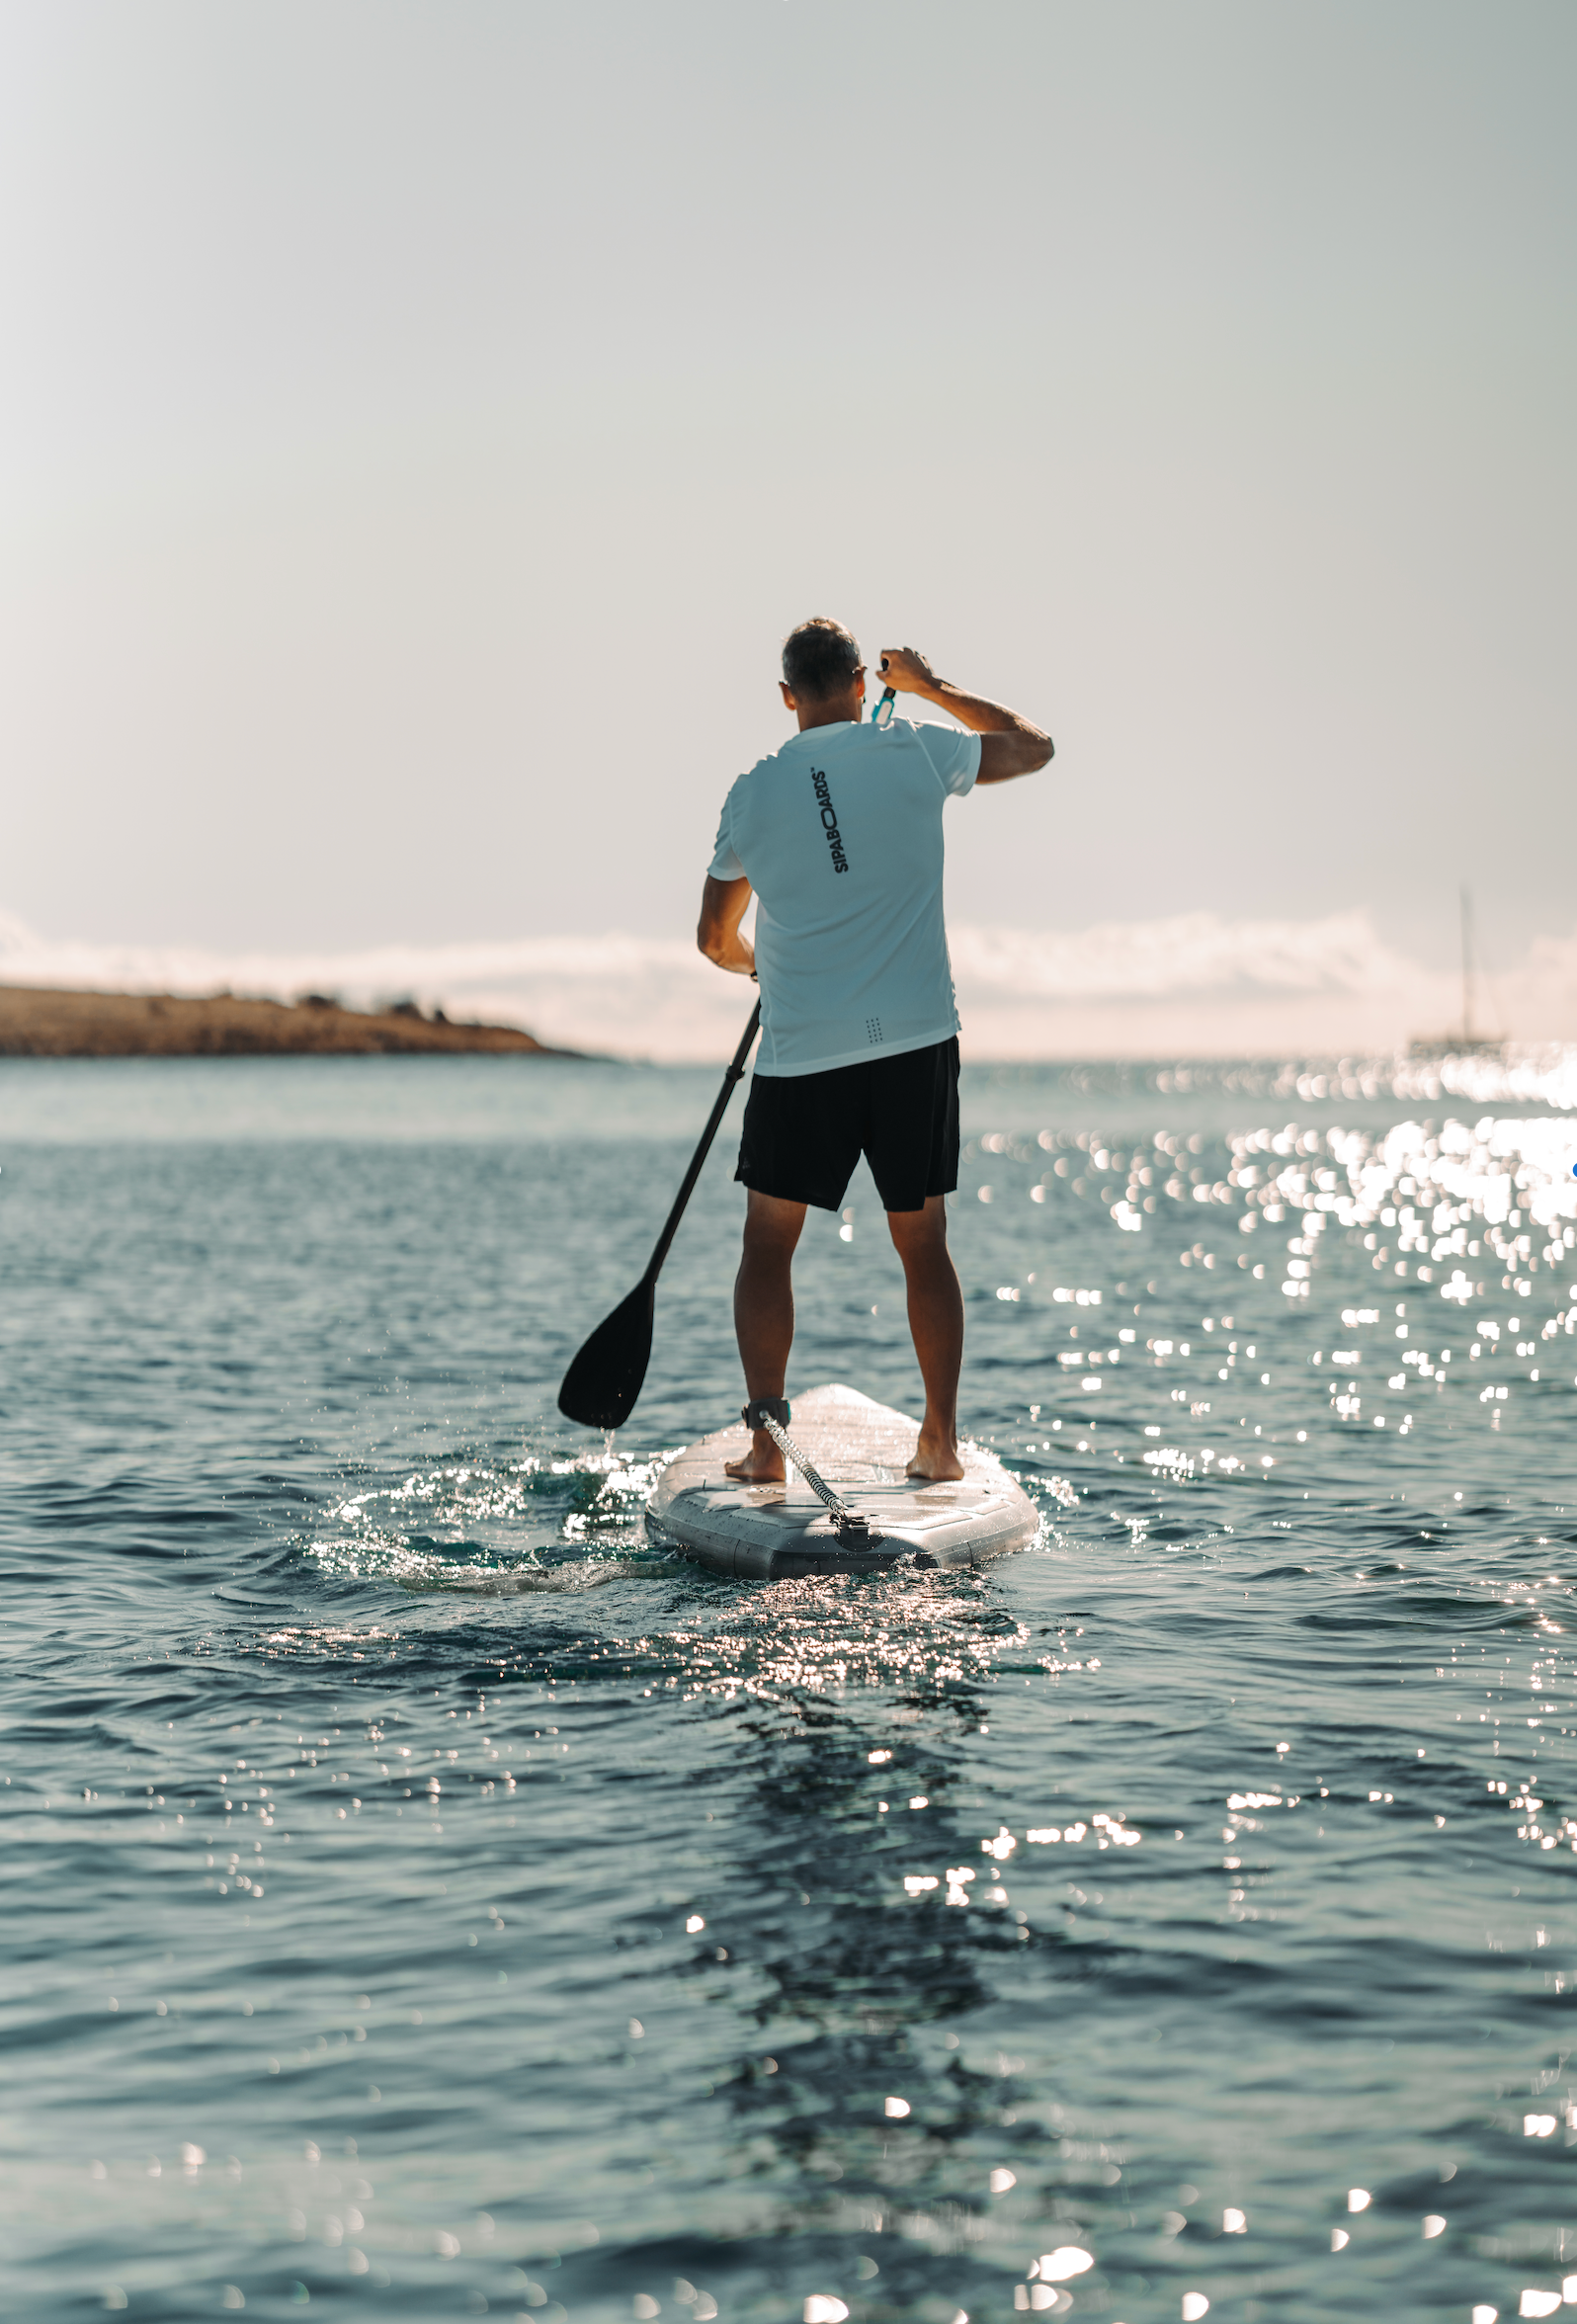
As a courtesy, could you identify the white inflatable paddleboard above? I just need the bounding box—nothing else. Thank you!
[646,1382,1039,1580]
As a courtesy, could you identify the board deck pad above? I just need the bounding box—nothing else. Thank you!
[646,1382,1039,1580]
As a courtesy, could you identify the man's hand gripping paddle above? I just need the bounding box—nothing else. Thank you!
[557,998,762,1430]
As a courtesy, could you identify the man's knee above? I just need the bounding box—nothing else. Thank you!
[886,1195,950,1256]
[742,1191,806,1256]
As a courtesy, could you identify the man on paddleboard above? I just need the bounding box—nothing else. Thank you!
[698,618,1051,1484]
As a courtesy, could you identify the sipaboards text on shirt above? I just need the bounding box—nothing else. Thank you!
[810,767,849,873]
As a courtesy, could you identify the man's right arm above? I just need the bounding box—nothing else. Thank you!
[697,873,756,975]
[876,645,1053,785]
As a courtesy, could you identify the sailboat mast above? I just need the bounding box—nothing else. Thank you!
[1460,885,1474,1044]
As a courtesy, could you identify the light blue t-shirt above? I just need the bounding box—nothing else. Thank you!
[707,717,981,1077]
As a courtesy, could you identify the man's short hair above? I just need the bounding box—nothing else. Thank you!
[782,618,862,701]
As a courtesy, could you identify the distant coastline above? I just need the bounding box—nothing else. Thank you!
[0,984,574,1058]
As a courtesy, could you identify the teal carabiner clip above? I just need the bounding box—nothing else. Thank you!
[871,671,897,728]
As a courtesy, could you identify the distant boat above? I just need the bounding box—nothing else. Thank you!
[1409,886,1503,1058]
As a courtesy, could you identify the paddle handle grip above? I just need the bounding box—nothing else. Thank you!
[642,997,761,1283]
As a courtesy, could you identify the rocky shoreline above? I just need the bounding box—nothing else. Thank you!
[0,984,569,1058]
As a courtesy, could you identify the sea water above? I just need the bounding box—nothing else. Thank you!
[4,1053,1577,2324]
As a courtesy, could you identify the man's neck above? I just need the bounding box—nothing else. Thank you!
[794,697,862,733]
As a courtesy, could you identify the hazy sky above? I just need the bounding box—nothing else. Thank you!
[5,1,1573,987]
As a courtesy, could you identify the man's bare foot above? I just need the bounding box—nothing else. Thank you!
[906,1434,965,1482]
[725,1432,786,1484]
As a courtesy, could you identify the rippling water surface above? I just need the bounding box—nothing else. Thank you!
[6,1054,1577,2324]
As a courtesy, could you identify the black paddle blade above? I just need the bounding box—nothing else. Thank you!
[556,1279,656,1429]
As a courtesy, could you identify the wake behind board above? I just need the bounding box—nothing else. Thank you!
[645,1382,1039,1580]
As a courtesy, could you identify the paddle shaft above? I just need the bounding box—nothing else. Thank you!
[639,995,761,1286]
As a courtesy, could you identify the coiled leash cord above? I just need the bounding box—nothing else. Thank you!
[741,1399,881,1549]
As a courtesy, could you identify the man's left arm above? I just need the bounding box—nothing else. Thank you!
[876,646,1052,785]
[698,874,756,976]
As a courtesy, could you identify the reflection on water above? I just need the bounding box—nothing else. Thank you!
[2,1057,1577,2321]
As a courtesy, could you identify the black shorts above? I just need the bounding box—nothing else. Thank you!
[735,1037,959,1214]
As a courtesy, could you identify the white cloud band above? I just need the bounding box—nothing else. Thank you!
[3,906,1575,1068]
